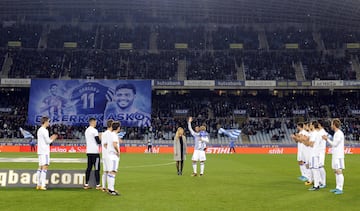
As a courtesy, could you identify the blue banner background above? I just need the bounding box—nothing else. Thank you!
[28,79,151,127]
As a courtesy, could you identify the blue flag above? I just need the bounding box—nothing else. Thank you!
[117,131,126,139]
[218,128,241,139]
[19,127,34,139]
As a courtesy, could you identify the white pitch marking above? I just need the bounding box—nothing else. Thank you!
[0,157,86,163]
[0,157,175,168]
[121,162,175,169]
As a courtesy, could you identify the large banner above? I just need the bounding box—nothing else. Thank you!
[28,79,151,127]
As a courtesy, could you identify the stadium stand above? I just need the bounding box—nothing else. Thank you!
[212,27,259,50]
[100,25,150,50]
[1,88,359,145]
[0,24,358,81]
[0,24,42,48]
[0,0,360,146]
[266,27,317,50]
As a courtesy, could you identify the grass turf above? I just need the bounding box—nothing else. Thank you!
[0,152,359,211]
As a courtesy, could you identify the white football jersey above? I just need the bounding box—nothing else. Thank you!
[309,130,322,157]
[101,130,113,158]
[318,128,328,155]
[331,130,345,159]
[107,132,120,156]
[85,126,99,154]
[299,130,311,154]
[37,126,53,155]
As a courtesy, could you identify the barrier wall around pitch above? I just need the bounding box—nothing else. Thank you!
[0,145,359,154]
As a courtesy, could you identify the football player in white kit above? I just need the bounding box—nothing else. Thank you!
[188,117,209,177]
[317,120,328,188]
[101,119,114,192]
[291,122,310,182]
[36,116,58,190]
[301,121,322,191]
[302,122,313,186]
[322,119,345,195]
[107,121,121,196]
[295,122,313,186]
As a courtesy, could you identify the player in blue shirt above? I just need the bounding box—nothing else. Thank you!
[71,81,110,114]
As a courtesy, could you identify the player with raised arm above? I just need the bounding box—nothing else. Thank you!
[101,119,114,192]
[107,121,122,196]
[84,117,102,190]
[36,116,58,190]
[322,118,345,195]
[188,117,209,177]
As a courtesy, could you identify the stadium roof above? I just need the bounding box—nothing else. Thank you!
[0,0,359,29]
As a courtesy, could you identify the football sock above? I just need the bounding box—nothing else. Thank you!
[40,170,47,187]
[312,168,320,187]
[300,164,307,177]
[319,167,326,185]
[36,169,41,186]
[200,162,205,174]
[336,173,344,191]
[306,168,313,182]
[102,172,107,188]
[192,163,197,174]
[107,174,115,191]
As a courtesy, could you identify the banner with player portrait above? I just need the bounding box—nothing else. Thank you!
[28,79,151,127]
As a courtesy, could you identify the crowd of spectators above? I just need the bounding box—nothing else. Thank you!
[3,48,358,80]
[8,49,65,78]
[0,24,359,80]
[1,89,359,142]
[186,51,237,80]
[156,26,206,50]
[301,52,356,80]
[0,24,359,142]
[321,29,360,49]
[266,27,317,50]
[100,25,150,50]
[0,24,42,48]
[0,24,359,51]
[243,51,298,80]
[212,27,259,50]
[47,25,98,49]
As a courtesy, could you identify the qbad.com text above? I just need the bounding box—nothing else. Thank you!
[0,170,85,188]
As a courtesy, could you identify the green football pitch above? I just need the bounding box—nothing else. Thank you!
[0,152,359,211]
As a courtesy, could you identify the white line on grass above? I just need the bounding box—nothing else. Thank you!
[0,157,175,168]
[0,157,86,163]
[121,162,175,169]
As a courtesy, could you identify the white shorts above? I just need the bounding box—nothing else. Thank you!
[38,154,50,166]
[297,144,305,161]
[332,158,345,170]
[309,156,320,169]
[303,147,311,164]
[192,150,206,161]
[107,154,120,172]
[102,155,109,172]
[319,153,325,167]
